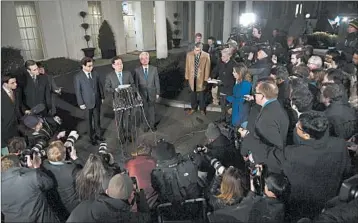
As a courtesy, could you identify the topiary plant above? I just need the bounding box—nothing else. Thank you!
[98,20,115,50]
[79,11,95,58]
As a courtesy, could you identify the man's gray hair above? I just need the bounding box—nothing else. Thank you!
[139,51,150,59]
[194,42,203,49]
[308,55,323,69]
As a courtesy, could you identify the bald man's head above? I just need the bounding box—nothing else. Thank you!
[106,174,133,200]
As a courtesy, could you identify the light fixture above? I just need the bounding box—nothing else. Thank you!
[342,17,348,22]
[305,14,310,19]
[239,13,256,27]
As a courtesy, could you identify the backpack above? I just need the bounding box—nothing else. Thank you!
[153,156,199,203]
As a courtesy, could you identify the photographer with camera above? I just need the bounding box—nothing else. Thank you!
[67,173,151,222]
[208,166,248,212]
[209,165,289,223]
[22,114,64,148]
[76,151,122,202]
[125,144,158,211]
[1,154,59,222]
[247,46,272,89]
[42,141,83,221]
[151,140,202,205]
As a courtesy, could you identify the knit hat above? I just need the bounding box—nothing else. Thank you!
[205,123,221,140]
[152,141,176,161]
[349,19,358,30]
[107,174,133,200]
[23,115,41,129]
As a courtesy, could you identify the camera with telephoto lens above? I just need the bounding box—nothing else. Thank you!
[19,140,47,166]
[194,145,226,176]
[64,130,79,159]
[98,142,112,164]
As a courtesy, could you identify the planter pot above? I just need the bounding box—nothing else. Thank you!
[101,49,117,59]
[81,48,96,58]
[172,39,181,48]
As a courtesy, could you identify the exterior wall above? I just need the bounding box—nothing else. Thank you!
[59,0,88,60]
[102,0,126,55]
[141,1,156,51]
[37,0,68,59]
[1,1,25,50]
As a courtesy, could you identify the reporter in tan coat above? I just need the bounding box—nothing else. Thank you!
[185,42,211,115]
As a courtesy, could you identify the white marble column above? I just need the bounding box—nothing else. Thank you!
[101,0,126,55]
[155,1,168,59]
[231,1,240,27]
[195,1,205,40]
[223,1,232,41]
[246,0,253,12]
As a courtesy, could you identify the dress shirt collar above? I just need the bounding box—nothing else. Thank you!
[142,65,149,70]
[2,85,12,94]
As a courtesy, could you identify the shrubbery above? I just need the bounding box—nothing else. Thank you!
[1,47,24,76]
[41,57,80,76]
[1,47,80,77]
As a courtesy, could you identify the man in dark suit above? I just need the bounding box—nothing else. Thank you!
[22,60,52,115]
[240,81,289,153]
[1,74,28,152]
[105,56,136,142]
[134,52,160,132]
[74,57,105,145]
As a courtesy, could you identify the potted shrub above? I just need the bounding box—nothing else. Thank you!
[172,13,181,48]
[98,20,116,59]
[79,11,95,58]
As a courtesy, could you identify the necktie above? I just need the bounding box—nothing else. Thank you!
[88,73,92,79]
[32,76,37,84]
[118,72,122,85]
[194,55,200,77]
[144,68,148,80]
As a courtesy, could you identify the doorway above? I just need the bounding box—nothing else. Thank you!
[123,1,137,53]
[123,15,137,52]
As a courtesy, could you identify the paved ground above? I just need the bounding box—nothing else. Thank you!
[53,55,219,166]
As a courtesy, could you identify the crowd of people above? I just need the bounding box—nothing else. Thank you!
[1,19,358,223]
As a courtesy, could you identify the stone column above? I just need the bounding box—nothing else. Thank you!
[231,1,240,27]
[195,1,205,39]
[155,1,168,59]
[246,0,253,12]
[101,0,126,55]
[223,1,232,41]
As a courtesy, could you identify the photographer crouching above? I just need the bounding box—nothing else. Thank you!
[67,173,151,222]
[1,154,59,222]
[192,123,245,185]
[208,166,248,212]
[42,140,83,222]
[209,165,290,223]
[75,144,122,202]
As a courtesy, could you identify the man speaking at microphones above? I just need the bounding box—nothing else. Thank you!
[105,56,136,142]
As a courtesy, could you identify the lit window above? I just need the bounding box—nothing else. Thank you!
[295,3,303,18]
[15,1,44,60]
[88,1,103,57]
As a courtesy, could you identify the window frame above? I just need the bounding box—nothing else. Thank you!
[14,1,45,60]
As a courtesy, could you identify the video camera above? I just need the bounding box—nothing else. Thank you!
[64,130,79,159]
[193,145,226,176]
[19,139,47,167]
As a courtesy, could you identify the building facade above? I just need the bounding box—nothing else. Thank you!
[2,1,355,61]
